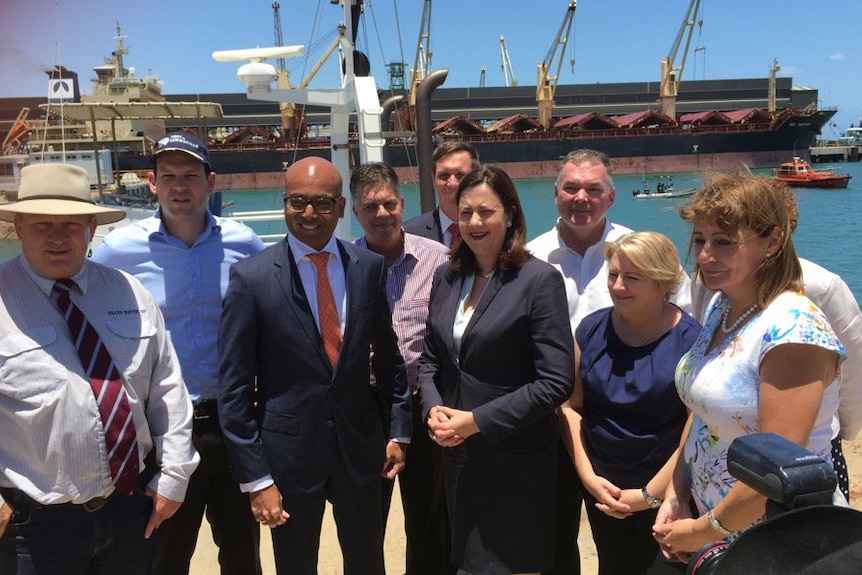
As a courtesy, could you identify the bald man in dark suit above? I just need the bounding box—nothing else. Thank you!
[218,157,410,575]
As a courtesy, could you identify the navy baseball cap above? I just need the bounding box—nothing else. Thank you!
[152,131,210,167]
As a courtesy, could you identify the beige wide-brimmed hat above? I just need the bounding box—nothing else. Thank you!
[0,163,126,225]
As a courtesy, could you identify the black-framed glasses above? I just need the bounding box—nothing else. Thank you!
[284,194,341,214]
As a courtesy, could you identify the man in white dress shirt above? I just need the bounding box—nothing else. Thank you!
[0,164,198,575]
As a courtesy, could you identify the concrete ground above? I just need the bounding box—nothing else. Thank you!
[188,481,598,574]
[190,438,862,574]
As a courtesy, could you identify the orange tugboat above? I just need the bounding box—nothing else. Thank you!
[773,157,852,188]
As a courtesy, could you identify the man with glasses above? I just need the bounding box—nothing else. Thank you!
[93,131,265,575]
[527,149,690,575]
[350,162,453,575]
[403,141,479,249]
[218,156,410,575]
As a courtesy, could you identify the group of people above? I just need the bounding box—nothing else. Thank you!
[0,132,859,575]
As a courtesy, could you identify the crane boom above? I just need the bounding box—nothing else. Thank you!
[767,59,780,112]
[272,1,297,140]
[659,0,702,118]
[500,35,517,87]
[409,0,433,106]
[536,1,577,128]
[273,1,286,72]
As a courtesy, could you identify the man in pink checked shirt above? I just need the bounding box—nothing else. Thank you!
[351,162,455,575]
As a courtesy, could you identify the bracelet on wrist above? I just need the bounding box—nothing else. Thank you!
[641,486,662,509]
[707,509,736,537]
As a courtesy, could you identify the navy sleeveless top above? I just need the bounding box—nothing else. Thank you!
[576,306,700,487]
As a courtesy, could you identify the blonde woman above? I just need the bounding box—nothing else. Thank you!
[559,232,699,575]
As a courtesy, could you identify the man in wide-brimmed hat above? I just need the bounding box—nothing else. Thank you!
[0,163,199,575]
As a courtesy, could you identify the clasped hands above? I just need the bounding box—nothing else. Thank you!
[651,496,715,563]
[426,405,479,447]
[250,484,290,529]
[583,475,653,519]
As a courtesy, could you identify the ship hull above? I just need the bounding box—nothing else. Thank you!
[777,176,851,189]
[118,110,834,189]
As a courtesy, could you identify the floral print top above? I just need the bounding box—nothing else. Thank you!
[675,291,846,515]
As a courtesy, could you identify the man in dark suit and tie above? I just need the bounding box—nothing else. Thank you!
[218,157,410,575]
[403,141,478,248]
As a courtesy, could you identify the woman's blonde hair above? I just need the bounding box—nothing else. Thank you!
[679,172,802,307]
[604,231,684,299]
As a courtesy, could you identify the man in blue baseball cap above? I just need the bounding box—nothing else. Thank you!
[152,131,211,167]
[93,130,265,575]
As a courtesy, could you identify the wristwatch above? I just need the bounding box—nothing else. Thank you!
[642,487,662,509]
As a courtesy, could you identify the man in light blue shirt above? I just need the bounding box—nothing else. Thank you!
[92,131,265,575]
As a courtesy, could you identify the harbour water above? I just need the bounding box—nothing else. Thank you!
[218,163,862,304]
[1,163,860,303]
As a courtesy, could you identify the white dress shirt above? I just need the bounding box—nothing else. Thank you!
[288,234,347,335]
[528,219,692,333]
[0,257,198,506]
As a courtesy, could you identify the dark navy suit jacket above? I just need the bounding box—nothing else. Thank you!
[218,238,410,493]
[403,208,444,244]
[417,257,574,449]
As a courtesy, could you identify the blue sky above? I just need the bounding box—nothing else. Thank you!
[2,0,860,137]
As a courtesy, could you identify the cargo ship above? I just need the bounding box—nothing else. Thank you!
[145,80,833,184]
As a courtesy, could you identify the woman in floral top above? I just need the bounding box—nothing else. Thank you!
[651,173,846,563]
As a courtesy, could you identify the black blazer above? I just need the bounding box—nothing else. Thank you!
[218,239,410,492]
[417,257,574,450]
[403,208,444,244]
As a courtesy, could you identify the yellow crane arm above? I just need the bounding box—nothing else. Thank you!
[536,1,577,128]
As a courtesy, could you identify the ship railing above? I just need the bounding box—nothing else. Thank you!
[222,209,286,246]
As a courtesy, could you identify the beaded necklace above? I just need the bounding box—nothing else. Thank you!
[720,303,759,334]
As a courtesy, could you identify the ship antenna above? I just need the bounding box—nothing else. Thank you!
[114,20,129,78]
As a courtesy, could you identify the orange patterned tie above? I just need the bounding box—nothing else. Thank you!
[447,222,462,250]
[308,253,342,368]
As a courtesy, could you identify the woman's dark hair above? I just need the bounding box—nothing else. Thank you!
[450,165,529,274]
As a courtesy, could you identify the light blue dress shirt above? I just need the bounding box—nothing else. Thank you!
[92,209,264,402]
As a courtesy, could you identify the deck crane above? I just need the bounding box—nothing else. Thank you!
[272,1,297,141]
[536,1,577,129]
[767,59,780,113]
[409,0,433,107]
[659,0,703,119]
[479,67,486,88]
[500,36,517,87]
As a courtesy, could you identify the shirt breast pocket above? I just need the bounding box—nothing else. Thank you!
[0,327,67,402]
[103,317,158,390]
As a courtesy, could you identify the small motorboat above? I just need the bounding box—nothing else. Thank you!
[772,157,851,188]
[632,175,697,199]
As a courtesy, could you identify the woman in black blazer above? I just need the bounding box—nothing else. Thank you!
[418,165,575,575]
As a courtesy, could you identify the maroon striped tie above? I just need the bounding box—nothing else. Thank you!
[55,279,139,495]
[447,222,461,250]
